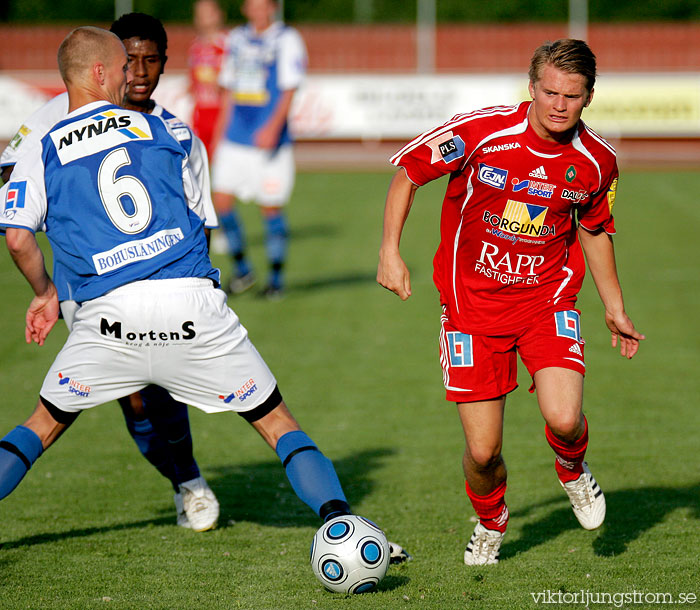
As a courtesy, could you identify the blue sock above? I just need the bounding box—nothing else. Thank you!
[219,210,250,276]
[275,430,350,521]
[121,396,179,492]
[264,213,288,288]
[0,426,43,500]
[140,386,200,485]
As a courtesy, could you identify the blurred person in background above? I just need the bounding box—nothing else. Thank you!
[211,0,307,300]
[188,0,227,158]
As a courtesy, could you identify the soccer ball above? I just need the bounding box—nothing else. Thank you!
[310,515,390,594]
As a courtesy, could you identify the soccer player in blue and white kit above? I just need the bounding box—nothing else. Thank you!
[211,0,307,298]
[0,13,221,533]
[0,27,389,549]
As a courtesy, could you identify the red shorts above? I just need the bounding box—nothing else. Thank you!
[438,307,586,403]
[192,106,221,158]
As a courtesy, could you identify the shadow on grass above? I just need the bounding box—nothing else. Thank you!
[501,481,700,560]
[377,574,410,592]
[0,448,395,549]
[207,447,396,528]
[0,517,175,551]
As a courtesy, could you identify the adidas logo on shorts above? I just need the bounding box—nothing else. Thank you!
[569,343,583,356]
[529,166,548,179]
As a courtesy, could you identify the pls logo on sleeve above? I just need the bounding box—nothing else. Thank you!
[425,131,465,164]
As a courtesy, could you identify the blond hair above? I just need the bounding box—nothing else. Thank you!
[57,26,121,85]
[528,39,597,92]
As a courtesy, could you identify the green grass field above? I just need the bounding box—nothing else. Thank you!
[0,170,698,610]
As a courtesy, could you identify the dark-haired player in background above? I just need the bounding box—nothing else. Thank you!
[378,39,644,565]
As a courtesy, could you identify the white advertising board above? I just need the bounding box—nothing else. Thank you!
[2,72,700,141]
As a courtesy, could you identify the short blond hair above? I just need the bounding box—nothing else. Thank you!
[57,26,121,85]
[528,39,597,92]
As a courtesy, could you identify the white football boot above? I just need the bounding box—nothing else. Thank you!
[387,541,412,564]
[464,522,505,565]
[179,476,220,532]
[173,492,191,528]
[560,461,606,530]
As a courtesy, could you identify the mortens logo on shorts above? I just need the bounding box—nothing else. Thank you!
[51,109,153,165]
[219,378,258,404]
[100,318,196,342]
[57,372,91,398]
[478,164,508,190]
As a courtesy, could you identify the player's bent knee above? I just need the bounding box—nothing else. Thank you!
[467,446,504,472]
[546,413,584,441]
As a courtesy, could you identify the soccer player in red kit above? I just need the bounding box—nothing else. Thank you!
[188,0,226,157]
[377,39,645,565]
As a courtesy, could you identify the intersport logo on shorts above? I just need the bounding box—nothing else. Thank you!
[219,378,258,404]
[57,372,91,398]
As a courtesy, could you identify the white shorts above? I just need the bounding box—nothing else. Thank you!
[41,278,277,415]
[211,141,295,207]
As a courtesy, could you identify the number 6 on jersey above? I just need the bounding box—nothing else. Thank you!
[98,147,153,234]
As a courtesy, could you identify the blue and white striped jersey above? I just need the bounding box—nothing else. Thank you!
[219,21,306,148]
[0,101,219,303]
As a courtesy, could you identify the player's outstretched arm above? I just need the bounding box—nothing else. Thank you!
[5,227,59,346]
[377,168,418,301]
[578,226,645,359]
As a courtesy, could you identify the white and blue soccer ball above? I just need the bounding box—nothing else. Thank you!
[310,515,390,594]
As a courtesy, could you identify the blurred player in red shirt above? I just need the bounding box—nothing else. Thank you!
[188,0,226,157]
[378,39,645,565]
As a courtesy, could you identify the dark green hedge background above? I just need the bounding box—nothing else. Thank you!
[2,0,700,24]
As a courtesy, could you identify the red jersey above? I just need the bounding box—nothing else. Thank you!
[188,33,226,110]
[391,102,618,335]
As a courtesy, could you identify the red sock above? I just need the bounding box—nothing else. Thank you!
[545,417,588,483]
[465,480,509,533]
